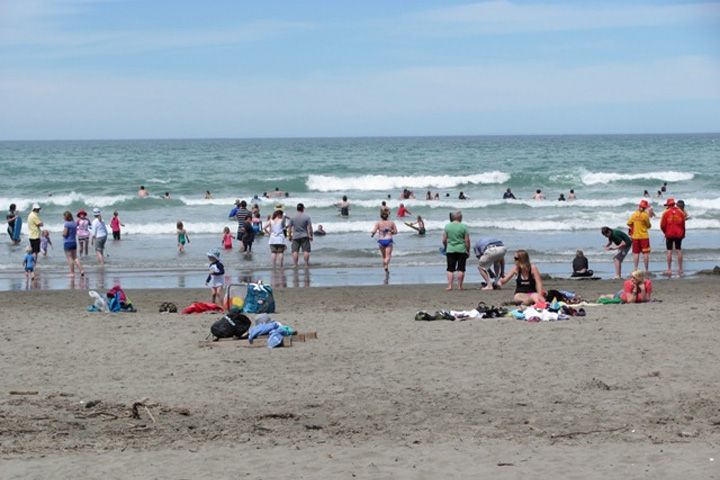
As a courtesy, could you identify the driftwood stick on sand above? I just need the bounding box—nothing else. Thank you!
[143,405,157,424]
[130,397,157,423]
[9,390,39,395]
[550,424,629,439]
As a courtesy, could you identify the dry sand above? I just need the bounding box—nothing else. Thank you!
[1,277,720,479]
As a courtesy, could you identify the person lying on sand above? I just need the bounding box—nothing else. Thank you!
[599,270,652,304]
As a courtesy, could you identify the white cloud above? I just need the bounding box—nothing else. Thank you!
[0,1,311,53]
[402,1,720,35]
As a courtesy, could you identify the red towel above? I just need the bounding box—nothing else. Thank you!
[181,302,224,314]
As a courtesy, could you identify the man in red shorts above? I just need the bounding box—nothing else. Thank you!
[660,197,686,277]
[627,199,652,274]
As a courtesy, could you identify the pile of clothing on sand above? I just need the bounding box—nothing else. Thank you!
[415,290,588,323]
[209,311,295,349]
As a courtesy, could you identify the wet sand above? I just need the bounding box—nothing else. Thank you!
[2,277,720,478]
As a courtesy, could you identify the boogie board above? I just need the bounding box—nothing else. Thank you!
[404,221,426,235]
[11,216,22,242]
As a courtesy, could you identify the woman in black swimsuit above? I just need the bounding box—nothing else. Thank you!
[498,249,546,305]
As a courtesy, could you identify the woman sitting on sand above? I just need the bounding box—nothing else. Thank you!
[498,249,546,305]
[370,211,398,273]
[600,270,653,304]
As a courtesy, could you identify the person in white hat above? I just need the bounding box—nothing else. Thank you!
[27,203,44,260]
[90,208,108,265]
[206,249,225,306]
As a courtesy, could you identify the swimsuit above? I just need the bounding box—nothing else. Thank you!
[378,227,393,247]
[515,270,537,294]
[178,232,187,245]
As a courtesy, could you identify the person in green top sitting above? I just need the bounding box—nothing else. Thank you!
[601,226,632,279]
[442,210,471,291]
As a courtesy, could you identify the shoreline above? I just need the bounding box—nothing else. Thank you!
[0,262,716,292]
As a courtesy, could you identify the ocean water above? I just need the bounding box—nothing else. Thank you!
[1,134,719,290]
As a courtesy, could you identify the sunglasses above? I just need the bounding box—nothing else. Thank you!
[514,256,520,261]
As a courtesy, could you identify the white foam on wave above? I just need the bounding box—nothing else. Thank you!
[0,193,132,211]
[306,171,510,192]
[147,178,171,184]
[74,216,714,236]
[685,197,720,210]
[581,171,694,185]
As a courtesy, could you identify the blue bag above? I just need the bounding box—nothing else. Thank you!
[108,294,121,312]
[242,282,276,314]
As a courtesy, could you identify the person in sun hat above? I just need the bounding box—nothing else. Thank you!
[206,248,225,306]
[90,207,108,265]
[76,209,91,255]
[27,203,44,260]
[660,197,686,277]
[627,199,652,274]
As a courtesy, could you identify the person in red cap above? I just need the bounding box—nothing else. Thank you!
[627,199,652,273]
[660,197,686,277]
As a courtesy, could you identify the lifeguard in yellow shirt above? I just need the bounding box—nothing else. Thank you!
[627,199,652,274]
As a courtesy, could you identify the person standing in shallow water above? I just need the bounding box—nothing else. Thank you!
[62,210,85,277]
[442,211,470,291]
[289,203,313,267]
[370,210,398,273]
[338,195,350,217]
[6,203,20,244]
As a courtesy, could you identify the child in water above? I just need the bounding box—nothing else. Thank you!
[242,219,255,253]
[251,211,263,235]
[23,246,36,279]
[222,226,233,249]
[206,249,225,305]
[110,210,125,240]
[177,221,190,253]
[40,229,52,257]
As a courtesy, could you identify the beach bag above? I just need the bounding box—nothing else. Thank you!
[243,282,276,314]
[210,311,251,339]
[108,294,122,312]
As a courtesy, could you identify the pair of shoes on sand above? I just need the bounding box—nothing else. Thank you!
[561,305,586,317]
[476,302,508,318]
[414,310,455,321]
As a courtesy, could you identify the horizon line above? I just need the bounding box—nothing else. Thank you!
[1,131,719,143]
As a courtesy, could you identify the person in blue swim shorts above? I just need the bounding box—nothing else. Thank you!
[370,210,398,273]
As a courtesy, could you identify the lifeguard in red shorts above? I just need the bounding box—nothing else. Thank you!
[627,199,652,274]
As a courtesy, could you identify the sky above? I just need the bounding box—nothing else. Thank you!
[1,0,719,139]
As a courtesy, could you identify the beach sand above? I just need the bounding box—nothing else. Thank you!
[2,277,720,478]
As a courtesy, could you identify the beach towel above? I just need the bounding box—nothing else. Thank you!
[182,302,224,314]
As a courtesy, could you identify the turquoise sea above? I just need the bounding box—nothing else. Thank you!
[1,134,719,290]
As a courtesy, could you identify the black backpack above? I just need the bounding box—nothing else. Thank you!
[210,311,251,340]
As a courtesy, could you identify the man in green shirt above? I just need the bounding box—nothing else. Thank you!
[442,211,471,290]
[601,226,631,279]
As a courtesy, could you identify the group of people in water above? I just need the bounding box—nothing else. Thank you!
[7,202,125,281]
[8,179,690,306]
